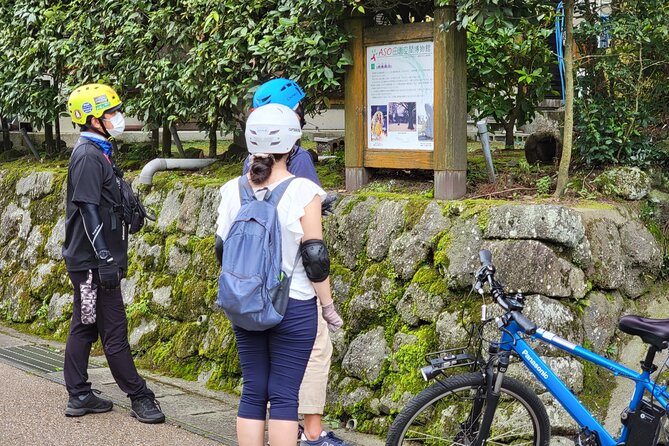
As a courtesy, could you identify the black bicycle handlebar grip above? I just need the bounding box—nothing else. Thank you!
[511,311,537,335]
[479,250,493,268]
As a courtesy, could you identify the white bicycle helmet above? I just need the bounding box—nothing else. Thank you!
[245,103,302,154]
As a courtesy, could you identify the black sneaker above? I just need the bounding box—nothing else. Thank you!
[65,389,113,417]
[131,397,165,424]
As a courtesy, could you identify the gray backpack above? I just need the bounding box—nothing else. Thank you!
[216,176,297,330]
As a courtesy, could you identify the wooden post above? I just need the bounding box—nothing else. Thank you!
[344,16,369,191]
[433,5,467,199]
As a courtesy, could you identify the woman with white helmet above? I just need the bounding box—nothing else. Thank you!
[215,103,343,446]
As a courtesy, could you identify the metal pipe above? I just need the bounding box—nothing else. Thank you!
[476,119,496,183]
[138,158,217,186]
[19,127,41,161]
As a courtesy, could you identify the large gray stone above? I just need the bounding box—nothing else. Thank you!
[347,264,398,332]
[441,218,483,290]
[583,291,623,353]
[389,202,450,280]
[140,189,165,231]
[47,292,72,321]
[620,266,651,299]
[196,186,221,238]
[347,291,385,334]
[177,186,203,234]
[391,332,419,372]
[130,234,162,269]
[485,205,585,248]
[201,315,235,358]
[342,326,389,383]
[16,171,54,198]
[167,244,190,274]
[128,318,158,348]
[121,274,140,306]
[330,197,377,269]
[44,217,65,260]
[584,218,625,289]
[619,220,662,269]
[378,386,413,416]
[30,262,57,290]
[152,286,173,308]
[333,377,373,409]
[22,226,44,266]
[486,240,588,298]
[0,203,31,244]
[396,283,445,326]
[595,166,651,200]
[366,200,407,261]
[156,184,184,231]
[524,294,583,342]
[436,310,469,349]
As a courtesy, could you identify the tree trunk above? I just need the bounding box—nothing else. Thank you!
[55,115,62,153]
[169,124,186,157]
[151,128,160,155]
[44,120,54,154]
[161,120,171,157]
[555,0,575,197]
[1,116,10,152]
[208,117,218,158]
[503,120,515,149]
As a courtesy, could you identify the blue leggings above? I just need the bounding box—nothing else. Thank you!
[233,297,317,421]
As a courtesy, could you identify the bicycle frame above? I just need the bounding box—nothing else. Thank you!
[498,319,669,446]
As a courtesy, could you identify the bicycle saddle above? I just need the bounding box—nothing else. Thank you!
[618,315,669,350]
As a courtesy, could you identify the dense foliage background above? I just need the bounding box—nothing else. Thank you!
[0,0,667,166]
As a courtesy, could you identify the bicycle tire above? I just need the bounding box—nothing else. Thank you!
[386,372,550,446]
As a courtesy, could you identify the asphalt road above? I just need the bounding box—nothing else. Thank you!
[0,361,220,446]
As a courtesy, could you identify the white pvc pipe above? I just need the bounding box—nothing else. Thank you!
[476,119,496,183]
[138,158,217,185]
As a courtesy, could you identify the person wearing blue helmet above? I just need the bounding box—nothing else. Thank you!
[243,78,321,186]
[240,78,351,446]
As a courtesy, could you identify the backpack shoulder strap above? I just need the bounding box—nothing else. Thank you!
[264,176,296,207]
[238,175,256,205]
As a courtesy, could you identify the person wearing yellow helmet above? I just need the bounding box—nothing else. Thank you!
[62,83,165,424]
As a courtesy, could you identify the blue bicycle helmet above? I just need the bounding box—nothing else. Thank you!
[253,78,305,110]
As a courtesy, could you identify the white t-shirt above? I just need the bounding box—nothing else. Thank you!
[215,175,326,301]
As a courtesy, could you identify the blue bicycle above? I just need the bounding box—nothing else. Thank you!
[386,249,669,445]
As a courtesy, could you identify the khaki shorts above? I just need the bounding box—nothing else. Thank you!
[298,303,333,415]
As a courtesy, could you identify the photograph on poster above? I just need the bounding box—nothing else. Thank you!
[419,103,434,141]
[370,105,387,141]
[388,102,417,133]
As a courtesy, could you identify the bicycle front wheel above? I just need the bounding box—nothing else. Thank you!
[386,372,550,446]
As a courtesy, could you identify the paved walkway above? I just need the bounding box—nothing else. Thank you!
[0,325,385,446]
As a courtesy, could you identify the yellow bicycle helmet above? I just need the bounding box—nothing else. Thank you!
[67,83,122,125]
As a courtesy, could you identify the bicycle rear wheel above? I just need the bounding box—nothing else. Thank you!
[386,372,550,446]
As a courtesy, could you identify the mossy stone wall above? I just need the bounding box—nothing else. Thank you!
[1,163,668,438]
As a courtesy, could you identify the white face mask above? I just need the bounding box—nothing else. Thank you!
[105,112,126,138]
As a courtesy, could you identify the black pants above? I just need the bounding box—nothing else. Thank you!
[64,270,154,400]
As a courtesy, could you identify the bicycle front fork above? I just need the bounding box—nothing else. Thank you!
[474,347,511,446]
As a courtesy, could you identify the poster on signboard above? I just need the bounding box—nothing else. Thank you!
[366,41,434,150]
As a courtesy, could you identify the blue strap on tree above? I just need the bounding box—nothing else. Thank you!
[555,1,566,105]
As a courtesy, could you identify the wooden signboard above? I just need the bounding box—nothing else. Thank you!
[344,6,467,199]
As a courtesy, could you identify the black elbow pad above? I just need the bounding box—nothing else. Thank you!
[215,235,224,266]
[300,239,330,282]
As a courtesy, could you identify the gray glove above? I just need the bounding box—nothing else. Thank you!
[322,303,343,331]
[321,194,337,216]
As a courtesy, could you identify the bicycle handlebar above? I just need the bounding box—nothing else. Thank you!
[479,249,493,268]
[475,250,536,333]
